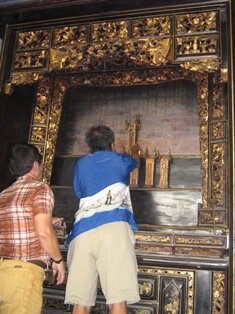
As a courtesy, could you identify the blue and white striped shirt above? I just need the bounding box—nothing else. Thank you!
[66,150,138,246]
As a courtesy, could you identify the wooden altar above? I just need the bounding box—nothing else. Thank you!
[0,0,234,313]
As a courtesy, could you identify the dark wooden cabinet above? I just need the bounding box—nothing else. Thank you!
[42,235,228,314]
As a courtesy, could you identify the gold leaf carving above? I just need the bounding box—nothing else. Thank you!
[53,25,88,46]
[30,126,47,144]
[220,67,228,83]
[42,79,68,183]
[7,11,223,79]
[211,143,225,206]
[14,50,47,69]
[164,287,180,313]
[49,37,170,71]
[29,78,53,181]
[139,279,155,298]
[147,38,170,65]
[135,233,171,243]
[199,210,226,225]
[212,74,225,120]
[11,72,40,85]
[139,267,194,314]
[91,21,128,41]
[177,36,218,56]
[2,83,13,95]
[212,122,225,140]
[132,16,170,37]
[175,236,225,246]
[180,57,220,73]
[50,47,78,70]
[212,272,226,314]
[176,11,218,34]
[17,30,50,50]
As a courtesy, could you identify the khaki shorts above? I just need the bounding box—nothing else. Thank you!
[65,221,140,306]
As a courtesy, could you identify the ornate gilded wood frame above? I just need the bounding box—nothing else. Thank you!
[24,67,226,227]
[1,9,228,227]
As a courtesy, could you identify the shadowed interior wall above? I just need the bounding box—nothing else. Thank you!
[55,80,199,156]
[0,85,35,191]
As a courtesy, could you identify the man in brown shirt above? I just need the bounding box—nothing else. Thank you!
[0,144,65,314]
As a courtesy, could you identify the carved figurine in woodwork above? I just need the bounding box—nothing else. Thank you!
[125,114,141,187]
[159,150,172,189]
[130,143,141,187]
[144,147,156,187]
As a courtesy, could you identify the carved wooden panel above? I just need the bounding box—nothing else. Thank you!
[2,9,222,82]
[160,277,186,314]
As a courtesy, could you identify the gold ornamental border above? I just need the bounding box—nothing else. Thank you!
[27,68,209,208]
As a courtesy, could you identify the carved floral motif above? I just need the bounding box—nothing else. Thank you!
[212,272,226,314]
[176,11,218,34]
[211,143,225,207]
[9,11,221,76]
[17,29,50,50]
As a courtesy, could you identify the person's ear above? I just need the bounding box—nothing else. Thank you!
[111,143,115,151]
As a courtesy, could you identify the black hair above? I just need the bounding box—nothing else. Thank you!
[85,125,115,153]
[9,144,42,177]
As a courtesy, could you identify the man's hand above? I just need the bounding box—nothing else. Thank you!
[52,217,64,227]
[51,260,66,285]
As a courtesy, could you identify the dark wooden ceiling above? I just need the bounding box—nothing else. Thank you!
[0,0,227,28]
[0,0,224,13]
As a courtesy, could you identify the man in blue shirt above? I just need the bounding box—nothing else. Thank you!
[65,125,140,314]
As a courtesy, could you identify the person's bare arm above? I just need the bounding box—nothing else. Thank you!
[34,213,65,285]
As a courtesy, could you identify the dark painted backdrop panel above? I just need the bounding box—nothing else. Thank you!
[55,80,199,156]
[52,80,201,227]
[0,85,35,191]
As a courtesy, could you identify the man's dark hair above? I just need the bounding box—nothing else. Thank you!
[85,125,115,153]
[9,144,42,177]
